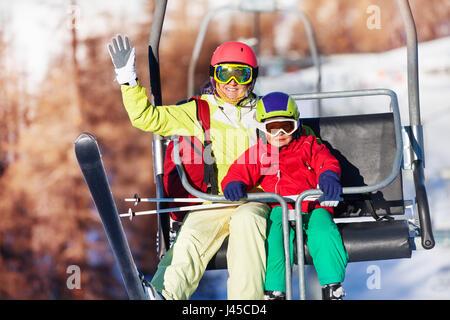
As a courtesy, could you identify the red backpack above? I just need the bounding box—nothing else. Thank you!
[163,97,218,222]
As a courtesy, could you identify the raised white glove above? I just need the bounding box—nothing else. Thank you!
[108,35,137,87]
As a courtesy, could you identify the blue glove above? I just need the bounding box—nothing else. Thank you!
[224,181,247,202]
[318,170,342,207]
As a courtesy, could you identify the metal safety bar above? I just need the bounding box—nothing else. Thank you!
[292,88,404,194]
[171,136,297,300]
[292,88,403,299]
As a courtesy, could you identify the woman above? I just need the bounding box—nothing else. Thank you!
[108,35,269,300]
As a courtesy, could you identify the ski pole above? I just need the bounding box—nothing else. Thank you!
[126,194,321,206]
[120,202,242,221]
[125,197,213,203]
[124,195,217,206]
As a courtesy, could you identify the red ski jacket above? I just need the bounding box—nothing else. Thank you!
[221,135,341,213]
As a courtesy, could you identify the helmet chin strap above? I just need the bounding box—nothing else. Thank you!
[215,85,246,105]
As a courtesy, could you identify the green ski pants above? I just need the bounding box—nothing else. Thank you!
[265,207,349,292]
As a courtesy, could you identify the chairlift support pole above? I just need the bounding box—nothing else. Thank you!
[148,0,171,258]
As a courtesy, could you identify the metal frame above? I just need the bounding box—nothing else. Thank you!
[171,88,403,300]
[186,4,322,114]
[396,0,434,250]
[148,0,171,259]
[146,0,434,300]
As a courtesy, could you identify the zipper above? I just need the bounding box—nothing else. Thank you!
[305,161,312,171]
[274,169,281,194]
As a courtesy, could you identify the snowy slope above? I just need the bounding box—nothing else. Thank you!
[193,37,450,300]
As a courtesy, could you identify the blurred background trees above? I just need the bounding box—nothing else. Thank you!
[0,0,448,299]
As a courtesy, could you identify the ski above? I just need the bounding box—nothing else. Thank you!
[74,132,147,300]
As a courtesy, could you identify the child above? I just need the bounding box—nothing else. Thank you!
[222,92,349,300]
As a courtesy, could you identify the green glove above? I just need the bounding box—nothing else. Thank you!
[107,35,137,87]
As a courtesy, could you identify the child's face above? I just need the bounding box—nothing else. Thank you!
[266,131,293,148]
[263,117,296,148]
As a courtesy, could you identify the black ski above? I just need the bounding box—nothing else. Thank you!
[74,132,146,300]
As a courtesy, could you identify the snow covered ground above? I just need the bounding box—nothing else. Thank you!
[193,36,450,300]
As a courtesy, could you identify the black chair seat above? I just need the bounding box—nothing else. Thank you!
[207,219,412,269]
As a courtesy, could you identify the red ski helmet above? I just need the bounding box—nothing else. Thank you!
[210,41,258,68]
[209,42,258,79]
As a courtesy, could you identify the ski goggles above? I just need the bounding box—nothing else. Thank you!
[260,118,298,137]
[213,63,253,85]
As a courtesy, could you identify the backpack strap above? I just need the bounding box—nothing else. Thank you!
[194,97,211,141]
[190,96,218,195]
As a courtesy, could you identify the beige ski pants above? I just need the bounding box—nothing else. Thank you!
[150,202,270,300]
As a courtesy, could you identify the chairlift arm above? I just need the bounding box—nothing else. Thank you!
[397,0,421,128]
[148,0,170,259]
[397,0,434,249]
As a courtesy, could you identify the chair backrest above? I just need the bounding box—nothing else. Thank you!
[302,112,404,218]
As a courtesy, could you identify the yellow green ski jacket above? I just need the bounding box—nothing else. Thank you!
[121,83,261,194]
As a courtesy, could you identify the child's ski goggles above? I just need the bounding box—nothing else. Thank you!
[213,63,253,85]
[260,118,298,137]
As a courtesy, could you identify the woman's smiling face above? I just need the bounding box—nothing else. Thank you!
[215,78,248,102]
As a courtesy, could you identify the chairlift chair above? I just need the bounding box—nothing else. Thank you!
[74,0,434,300]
